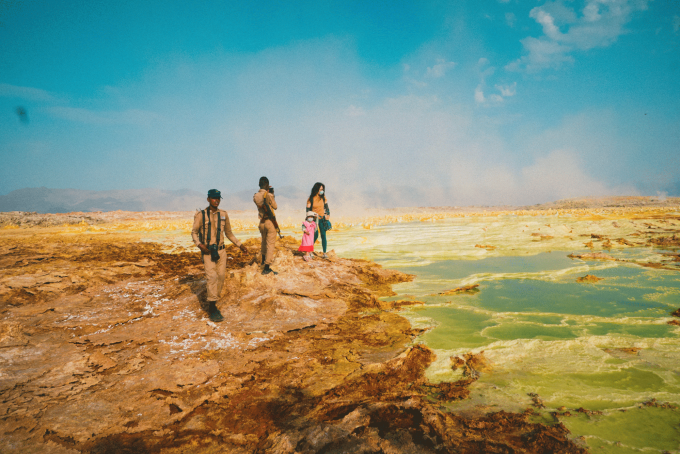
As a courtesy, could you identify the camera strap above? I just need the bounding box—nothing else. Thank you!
[216,210,221,246]
[202,208,222,261]
[205,209,211,246]
[200,209,205,245]
[202,208,222,246]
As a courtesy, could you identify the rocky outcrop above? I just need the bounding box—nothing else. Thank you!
[576,274,603,283]
[0,211,106,228]
[1,231,587,453]
[568,252,617,261]
[648,235,680,247]
[435,284,480,296]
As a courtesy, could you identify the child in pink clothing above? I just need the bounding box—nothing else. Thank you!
[298,212,317,261]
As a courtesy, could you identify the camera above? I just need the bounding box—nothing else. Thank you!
[268,187,275,194]
[208,244,220,261]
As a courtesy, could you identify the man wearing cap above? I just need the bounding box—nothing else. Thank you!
[253,176,278,275]
[192,189,248,322]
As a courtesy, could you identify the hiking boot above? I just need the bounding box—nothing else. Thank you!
[323,253,328,259]
[262,265,278,275]
[208,301,224,322]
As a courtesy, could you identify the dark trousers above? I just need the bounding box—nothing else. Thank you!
[314,222,328,253]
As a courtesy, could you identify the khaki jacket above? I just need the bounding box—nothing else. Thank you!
[191,208,241,248]
[253,189,277,221]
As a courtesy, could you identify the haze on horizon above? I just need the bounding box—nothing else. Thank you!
[1,0,679,209]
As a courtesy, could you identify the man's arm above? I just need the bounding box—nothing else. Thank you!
[223,212,248,253]
[262,192,283,239]
[191,212,209,254]
[191,212,203,246]
[268,193,277,210]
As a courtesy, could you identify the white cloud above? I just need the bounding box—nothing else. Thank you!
[45,106,160,125]
[442,147,624,206]
[583,2,602,21]
[518,108,667,193]
[531,8,563,41]
[345,105,366,117]
[496,82,517,97]
[474,85,486,103]
[520,149,611,201]
[0,83,161,126]
[506,12,517,27]
[506,37,573,71]
[400,56,455,86]
[426,59,456,78]
[0,83,56,102]
[673,15,680,33]
[476,82,516,104]
[508,0,650,72]
[406,77,428,88]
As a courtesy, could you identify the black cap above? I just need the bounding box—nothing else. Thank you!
[207,189,222,199]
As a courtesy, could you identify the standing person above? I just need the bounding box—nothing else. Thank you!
[298,212,317,261]
[191,189,248,322]
[306,182,331,259]
[253,176,278,275]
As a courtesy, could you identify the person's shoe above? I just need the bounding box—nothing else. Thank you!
[208,301,224,322]
[323,253,328,259]
[262,265,278,275]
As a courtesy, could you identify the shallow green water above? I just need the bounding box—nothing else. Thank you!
[331,216,680,454]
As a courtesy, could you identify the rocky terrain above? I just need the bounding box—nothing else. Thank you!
[3,195,680,229]
[529,195,680,210]
[0,227,587,453]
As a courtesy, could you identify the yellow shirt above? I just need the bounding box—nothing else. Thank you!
[308,195,327,218]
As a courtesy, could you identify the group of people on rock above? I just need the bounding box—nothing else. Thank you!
[190,177,331,322]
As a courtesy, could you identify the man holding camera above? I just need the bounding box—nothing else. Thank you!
[253,176,278,275]
[192,189,248,322]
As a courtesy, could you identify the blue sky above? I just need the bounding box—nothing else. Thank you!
[1,0,679,207]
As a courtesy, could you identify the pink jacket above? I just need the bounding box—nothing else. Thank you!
[300,221,316,248]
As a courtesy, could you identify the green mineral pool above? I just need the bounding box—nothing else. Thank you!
[333,215,680,454]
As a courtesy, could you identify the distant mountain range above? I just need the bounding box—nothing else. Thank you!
[0,187,205,213]
[0,187,309,213]
[3,187,679,214]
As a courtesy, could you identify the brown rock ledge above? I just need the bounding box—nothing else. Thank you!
[576,274,604,283]
[435,284,480,296]
[1,232,586,453]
